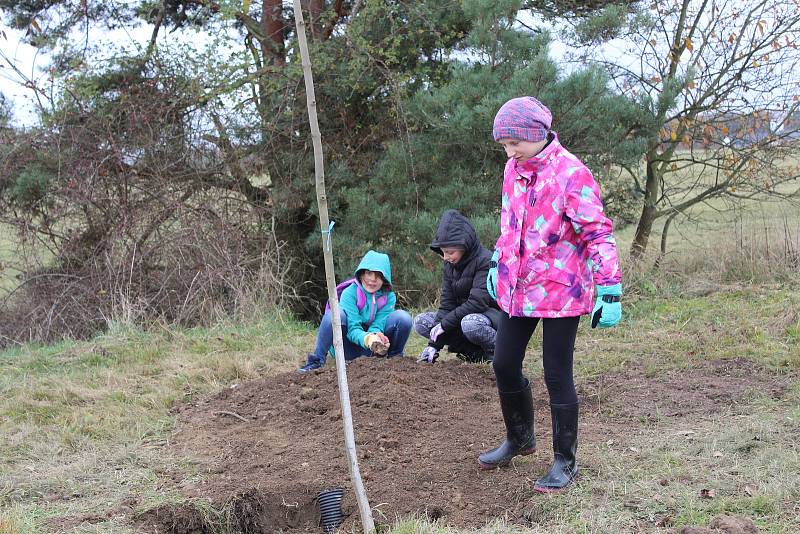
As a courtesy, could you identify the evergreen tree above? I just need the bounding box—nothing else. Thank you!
[333,0,649,303]
[0,0,649,341]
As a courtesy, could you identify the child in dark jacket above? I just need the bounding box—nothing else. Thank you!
[298,250,412,373]
[414,209,503,364]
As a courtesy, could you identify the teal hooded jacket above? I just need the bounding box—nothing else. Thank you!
[340,250,397,348]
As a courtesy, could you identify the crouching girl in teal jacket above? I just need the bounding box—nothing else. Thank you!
[298,250,412,373]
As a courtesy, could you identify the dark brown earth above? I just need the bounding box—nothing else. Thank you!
[136,356,790,533]
[679,514,760,533]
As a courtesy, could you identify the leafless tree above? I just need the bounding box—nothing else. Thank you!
[587,0,800,259]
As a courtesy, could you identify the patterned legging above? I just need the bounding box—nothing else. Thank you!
[413,311,497,353]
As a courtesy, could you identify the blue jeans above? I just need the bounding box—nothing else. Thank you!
[312,309,412,364]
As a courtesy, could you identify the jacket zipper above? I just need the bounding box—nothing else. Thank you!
[510,174,537,316]
[510,179,528,315]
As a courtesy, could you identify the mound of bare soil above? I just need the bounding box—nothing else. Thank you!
[137,356,790,533]
[679,514,760,533]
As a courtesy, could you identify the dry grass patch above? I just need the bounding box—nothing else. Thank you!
[0,313,312,533]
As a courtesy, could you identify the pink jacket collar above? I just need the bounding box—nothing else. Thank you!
[513,132,561,180]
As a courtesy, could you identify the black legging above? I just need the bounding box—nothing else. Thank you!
[492,314,580,404]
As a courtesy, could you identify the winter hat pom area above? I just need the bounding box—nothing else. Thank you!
[492,96,552,142]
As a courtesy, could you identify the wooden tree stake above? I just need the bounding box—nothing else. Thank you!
[290,2,375,533]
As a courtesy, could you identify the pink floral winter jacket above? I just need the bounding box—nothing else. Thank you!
[494,133,621,318]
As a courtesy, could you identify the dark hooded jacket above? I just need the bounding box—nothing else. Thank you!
[430,210,502,339]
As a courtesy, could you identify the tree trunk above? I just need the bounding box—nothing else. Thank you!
[262,0,285,66]
[630,155,660,260]
[306,0,324,38]
[631,204,656,260]
[653,209,679,270]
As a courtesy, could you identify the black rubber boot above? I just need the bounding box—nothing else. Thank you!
[533,402,579,492]
[478,381,535,469]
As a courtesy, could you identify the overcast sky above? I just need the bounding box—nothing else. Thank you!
[1,21,158,126]
[0,26,43,125]
[1,11,613,128]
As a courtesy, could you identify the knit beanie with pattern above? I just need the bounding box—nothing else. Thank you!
[492,96,552,142]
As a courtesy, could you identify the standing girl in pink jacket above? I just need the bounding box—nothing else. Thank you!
[478,96,622,493]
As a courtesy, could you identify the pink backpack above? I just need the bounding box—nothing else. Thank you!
[325,278,388,320]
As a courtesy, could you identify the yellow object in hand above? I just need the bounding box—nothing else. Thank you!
[364,333,389,356]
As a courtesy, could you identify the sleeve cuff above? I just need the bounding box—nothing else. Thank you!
[597,283,622,296]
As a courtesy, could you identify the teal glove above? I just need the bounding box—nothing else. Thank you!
[591,283,622,329]
[487,250,499,300]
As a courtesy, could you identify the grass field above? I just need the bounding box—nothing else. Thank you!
[1,192,799,533]
[1,282,798,533]
[0,223,21,292]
